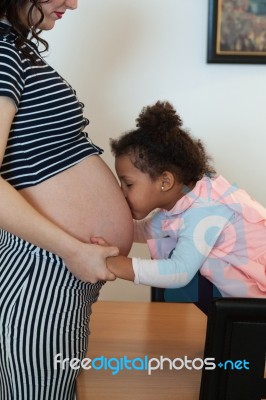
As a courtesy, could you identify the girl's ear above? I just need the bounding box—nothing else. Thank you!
[160,171,175,192]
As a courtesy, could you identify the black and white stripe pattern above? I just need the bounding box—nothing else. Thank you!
[0,21,102,190]
[0,229,104,399]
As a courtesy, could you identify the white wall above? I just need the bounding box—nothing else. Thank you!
[44,0,266,301]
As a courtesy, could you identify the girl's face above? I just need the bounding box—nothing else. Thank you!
[115,155,166,220]
[23,0,78,30]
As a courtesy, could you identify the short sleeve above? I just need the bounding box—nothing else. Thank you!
[0,41,24,107]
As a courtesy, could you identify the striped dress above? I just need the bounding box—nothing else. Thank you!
[0,21,104,399]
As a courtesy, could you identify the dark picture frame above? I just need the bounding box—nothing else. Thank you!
[207,0,266,63]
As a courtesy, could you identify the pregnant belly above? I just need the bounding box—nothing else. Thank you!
[19,155,134,256]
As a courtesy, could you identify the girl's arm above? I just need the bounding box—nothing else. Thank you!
[106,255,135,281]
[93,205,235,288]
[92,236,186,287]
[105,254,192,288]
[103,252,192,288]
[0,96,118,283]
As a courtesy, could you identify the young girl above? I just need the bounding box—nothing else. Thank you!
[93,101,266,299]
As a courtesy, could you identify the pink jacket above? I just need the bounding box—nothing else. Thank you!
[132,175,266,298]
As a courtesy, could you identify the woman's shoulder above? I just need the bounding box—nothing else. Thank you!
[0,32,37,76]
[0,30,23,64]
[0,21,17,45]
[0,24,36,66]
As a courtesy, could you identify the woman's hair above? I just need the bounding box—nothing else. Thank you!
[0,0,49,61]
[110,101,216,185]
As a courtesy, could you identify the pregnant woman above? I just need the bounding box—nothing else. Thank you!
[0,1,133,399]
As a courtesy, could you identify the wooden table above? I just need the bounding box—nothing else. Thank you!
[77,301,207,400]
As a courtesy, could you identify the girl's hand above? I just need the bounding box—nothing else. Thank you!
[62,241,119,283]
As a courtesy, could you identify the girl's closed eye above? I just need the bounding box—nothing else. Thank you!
[121,179,133,188]
[120,180,133,192]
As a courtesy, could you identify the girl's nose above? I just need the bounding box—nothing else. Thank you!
[65,0,78,10]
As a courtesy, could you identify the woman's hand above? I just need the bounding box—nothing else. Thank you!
[91,236,110,247]
[62,240,119,283]
[91,236,135,282]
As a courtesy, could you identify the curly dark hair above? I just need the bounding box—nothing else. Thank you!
[0,0,49,62]
[110,101,216,185]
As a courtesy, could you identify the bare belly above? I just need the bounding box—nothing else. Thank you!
[19,156,133,256]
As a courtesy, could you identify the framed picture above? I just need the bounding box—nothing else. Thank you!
[207,0,266,63]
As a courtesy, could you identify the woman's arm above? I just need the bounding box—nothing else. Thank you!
[0,96,118,283]
[91,237,134,280]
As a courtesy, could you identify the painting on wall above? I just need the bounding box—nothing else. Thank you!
[207,0,266,63]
